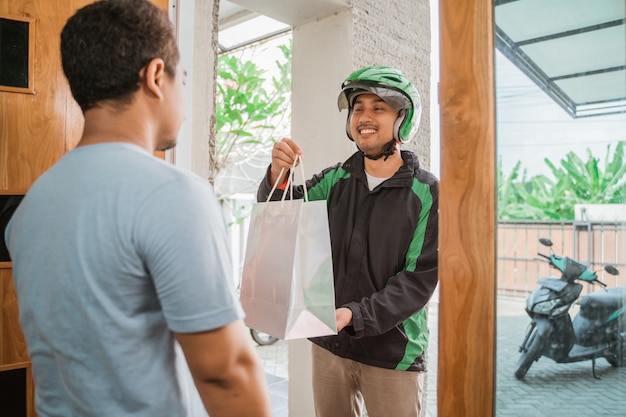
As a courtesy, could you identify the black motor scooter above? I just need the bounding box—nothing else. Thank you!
[514,238,626,380]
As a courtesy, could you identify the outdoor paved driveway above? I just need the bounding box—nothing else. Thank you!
[426,296,626,417]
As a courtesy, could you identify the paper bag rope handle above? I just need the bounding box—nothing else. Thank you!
[266,156,308,203]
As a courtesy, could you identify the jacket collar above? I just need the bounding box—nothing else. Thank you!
[342,150,420,187]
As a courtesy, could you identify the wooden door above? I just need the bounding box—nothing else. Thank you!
[438,0,497,416]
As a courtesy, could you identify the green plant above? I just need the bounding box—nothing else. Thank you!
[498,141,626,220]
[213,39,292,191]
[545,142,626,205]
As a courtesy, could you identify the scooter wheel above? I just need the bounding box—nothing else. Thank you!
[605,339,625,367]
[514,326,543,379]
[605,355,623,367]
[250,329,279,346]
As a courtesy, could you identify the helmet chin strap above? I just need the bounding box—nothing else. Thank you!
[359,138,397,161]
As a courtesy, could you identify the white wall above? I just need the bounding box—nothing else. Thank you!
[289,12,355,415]
[170,2,217,416]
[169,0,216,181]
[292,11,356,177]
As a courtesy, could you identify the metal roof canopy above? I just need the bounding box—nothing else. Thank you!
[495,0,626,118]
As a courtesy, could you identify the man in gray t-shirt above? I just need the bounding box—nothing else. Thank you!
[4,1,272,416]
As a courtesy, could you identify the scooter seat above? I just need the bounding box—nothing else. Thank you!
[579,287,626,319]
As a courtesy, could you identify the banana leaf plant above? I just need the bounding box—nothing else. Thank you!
[498,141,626,220]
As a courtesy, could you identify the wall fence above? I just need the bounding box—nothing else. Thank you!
[497,220,626,298]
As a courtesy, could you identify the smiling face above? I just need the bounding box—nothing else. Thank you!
[349,93,399,156]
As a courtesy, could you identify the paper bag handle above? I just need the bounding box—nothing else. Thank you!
[266,156,308,203]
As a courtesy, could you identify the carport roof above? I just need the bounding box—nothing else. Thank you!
[495,0,626,118]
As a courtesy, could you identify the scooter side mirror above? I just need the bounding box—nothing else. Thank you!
[604,265,619,276]
[539,238,553,247]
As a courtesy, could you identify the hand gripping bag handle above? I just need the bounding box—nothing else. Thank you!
[265,156,308,203]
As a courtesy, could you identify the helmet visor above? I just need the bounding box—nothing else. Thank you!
[337,81,411,112]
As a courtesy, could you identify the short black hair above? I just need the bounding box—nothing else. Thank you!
[61,0,180,111]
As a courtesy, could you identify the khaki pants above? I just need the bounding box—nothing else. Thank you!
[311,344,424,417]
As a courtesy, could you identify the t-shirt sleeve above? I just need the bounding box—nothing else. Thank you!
[133,175,244,334]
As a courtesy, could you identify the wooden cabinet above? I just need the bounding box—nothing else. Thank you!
[1,1,169,415]
[1,1,85,415]
[0,267,32,416]
[0,266,28,364]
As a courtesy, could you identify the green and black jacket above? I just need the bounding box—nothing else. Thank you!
[257,150,439,371]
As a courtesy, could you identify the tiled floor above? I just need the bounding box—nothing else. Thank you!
[255,339,288,417]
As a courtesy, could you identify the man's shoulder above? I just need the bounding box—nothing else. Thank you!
[93,143,209,189]
[317,161,352,184]
[334,151,362,174]
[30,143,213,208]
[399,150,438,185]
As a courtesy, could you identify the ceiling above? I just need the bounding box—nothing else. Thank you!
[218,0,347,53]
[217,0,290,53]
[495,0,626,118]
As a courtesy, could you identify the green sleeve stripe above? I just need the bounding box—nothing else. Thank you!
[404,179,434,272]
[307,167,351,201]
[396,309,429,370]
[396,179,434,370]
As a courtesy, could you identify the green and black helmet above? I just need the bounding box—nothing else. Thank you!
[337,66,421,143]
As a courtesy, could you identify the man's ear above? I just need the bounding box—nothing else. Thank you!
[141,58,166,100]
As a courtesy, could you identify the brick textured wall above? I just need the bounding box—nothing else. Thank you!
[351,0,432,169]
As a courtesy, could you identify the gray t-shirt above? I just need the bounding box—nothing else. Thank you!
[6,143,243,417]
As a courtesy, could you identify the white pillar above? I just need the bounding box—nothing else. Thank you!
[289,13,355,415]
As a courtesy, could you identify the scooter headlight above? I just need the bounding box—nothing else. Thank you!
[531,299,568,316]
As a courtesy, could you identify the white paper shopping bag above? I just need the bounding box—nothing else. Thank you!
[240,158,337,340]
